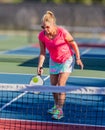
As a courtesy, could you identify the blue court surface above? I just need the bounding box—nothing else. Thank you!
[0,73,105,130]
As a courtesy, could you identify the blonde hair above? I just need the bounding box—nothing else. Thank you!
[42,11,56,24]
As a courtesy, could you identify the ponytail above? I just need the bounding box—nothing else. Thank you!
[42,10,56,24]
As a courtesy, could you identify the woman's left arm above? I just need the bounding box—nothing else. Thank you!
[65,33,84,69]
[70,41,84,69]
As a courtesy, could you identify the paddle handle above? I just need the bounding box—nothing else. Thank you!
[37,66,43,76]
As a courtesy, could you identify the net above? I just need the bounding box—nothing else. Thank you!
[0,83,105,130]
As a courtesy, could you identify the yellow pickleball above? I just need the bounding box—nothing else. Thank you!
[32,77,39,83]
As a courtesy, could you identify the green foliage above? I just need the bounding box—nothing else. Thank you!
[14,0,24,3]
[0,0,24,3]
[1,0,105,5]
[40,0,105,5]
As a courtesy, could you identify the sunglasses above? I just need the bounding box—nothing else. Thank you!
[41,25,50,29]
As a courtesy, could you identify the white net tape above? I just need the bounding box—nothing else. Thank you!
[0,83,105,95]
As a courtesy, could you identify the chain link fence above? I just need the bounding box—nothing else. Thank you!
[0,3,105,29]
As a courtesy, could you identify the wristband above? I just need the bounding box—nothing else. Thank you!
[69,40,74,42]
[40,67,43,69]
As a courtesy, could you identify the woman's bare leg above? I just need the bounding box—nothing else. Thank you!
[57,72,70,108]
[50,74,59,106]
[50,72,70,108]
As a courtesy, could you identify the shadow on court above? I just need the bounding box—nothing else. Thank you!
[19,55,105,71]
[19,54,49,68]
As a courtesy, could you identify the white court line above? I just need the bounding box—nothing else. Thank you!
[0,45,36,56]
[81,48,91,56]
[0,72,105,80]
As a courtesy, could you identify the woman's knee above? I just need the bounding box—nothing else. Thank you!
[58,73,70,86]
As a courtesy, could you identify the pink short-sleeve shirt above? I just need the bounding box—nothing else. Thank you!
[38,27,74,63]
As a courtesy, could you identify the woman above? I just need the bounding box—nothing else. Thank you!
[37,10,83,120]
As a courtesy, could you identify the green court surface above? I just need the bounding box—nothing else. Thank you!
[0,35,27,51]
[0,57,105,78]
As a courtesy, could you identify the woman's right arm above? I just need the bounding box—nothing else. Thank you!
[37,41,46,75]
